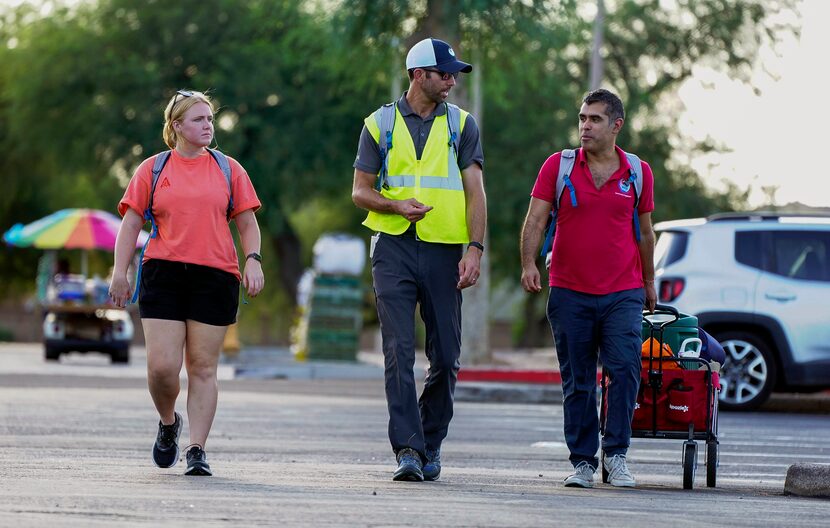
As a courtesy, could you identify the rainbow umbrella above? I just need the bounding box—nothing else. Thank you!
[3,209,150,277]
[2,208,148,250]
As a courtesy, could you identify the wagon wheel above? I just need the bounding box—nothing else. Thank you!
[682,441,697,490]
[706,440,718,488]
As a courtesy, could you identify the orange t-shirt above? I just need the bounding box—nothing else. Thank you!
[119,149,261,279]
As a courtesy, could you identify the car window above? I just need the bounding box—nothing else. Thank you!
[769,230,830,282]
[736,229,830,281]
[735,231,763,271]
[654,231,688,269]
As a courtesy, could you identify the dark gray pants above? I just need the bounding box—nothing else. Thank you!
[371,231,463,460]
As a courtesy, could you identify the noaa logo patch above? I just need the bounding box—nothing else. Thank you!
[618,179,631,193]
[448,47,456,57]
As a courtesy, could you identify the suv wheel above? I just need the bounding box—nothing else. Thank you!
[714,331,776,411]
[111,346,129,364]
[45,344,61,362]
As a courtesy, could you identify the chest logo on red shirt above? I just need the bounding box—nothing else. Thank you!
[618,179,631,194]
[160,177,171,189]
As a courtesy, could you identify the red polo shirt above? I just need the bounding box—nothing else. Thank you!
[531,146,654,294]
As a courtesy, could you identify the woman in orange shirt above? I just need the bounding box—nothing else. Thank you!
[109,90,264,476]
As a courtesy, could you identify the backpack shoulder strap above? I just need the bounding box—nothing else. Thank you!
[624,151,643,202]
[373,102,397,191]
[540,149,579,257]
[132,150,171,305]
[555,148,578,212]
[623,150,644,242]
[148,150,172,221]
[207,148,234,219]
[445,102,462,157]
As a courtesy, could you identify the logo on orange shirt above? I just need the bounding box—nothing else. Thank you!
[160,177,171,189]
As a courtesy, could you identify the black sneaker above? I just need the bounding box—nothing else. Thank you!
[152,412,182,468]
[423,447,441,481]
[185,445,212,476]
[392,448,423,482]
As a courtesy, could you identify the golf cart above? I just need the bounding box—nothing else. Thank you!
[41,272,134,363]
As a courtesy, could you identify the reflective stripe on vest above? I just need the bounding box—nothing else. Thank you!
[362,103,469,243]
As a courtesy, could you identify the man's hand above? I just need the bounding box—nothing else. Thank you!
[521,265,542,293]
[645,282,657,312]
[457,247,482,289]
[394,199,433,223]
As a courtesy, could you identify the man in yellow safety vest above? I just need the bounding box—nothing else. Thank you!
[352,37,487,482]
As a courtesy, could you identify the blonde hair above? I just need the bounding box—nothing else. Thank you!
[162,90,215,149]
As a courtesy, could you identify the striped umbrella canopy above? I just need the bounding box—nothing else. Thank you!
[2,208,149,250]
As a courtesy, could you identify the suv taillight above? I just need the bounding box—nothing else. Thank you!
[658,278,685,302]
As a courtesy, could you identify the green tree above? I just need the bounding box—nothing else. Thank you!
[1,0,383,308]
[339,0,793,346]
[0,0,796,345]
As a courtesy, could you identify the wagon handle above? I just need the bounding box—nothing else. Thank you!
[653,303,679,316]
[643,303,680,330]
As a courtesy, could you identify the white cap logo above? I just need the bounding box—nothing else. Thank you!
[448,47,455,57]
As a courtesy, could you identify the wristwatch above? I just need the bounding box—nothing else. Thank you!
[467,241,484,253]
[246,252,262,263]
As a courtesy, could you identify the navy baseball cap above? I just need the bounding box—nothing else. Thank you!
[406,38,472,74]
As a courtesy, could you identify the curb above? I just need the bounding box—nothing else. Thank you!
[458,369,562,384]
[234,362,383,380]
[455,381,562,404]
[784,464,830,498]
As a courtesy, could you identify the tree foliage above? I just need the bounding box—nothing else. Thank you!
[0,0,795,343]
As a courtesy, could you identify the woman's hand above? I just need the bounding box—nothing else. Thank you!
[243,260,264,297]
[108,273,132,308]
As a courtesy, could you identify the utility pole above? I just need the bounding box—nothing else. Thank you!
[461,42,490,365]
[589,0,605,90]
[391,37,402,100]
[411,0,491,365]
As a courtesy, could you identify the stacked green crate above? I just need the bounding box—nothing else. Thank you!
[306,274,363,361]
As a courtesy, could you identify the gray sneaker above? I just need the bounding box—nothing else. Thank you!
[564,461,595,488]
[393,448,423,482]
[603,454,636,487]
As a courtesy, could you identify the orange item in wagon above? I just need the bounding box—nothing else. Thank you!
[641,338,681,369]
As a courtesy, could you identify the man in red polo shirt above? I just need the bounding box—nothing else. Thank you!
[520,88,656,489]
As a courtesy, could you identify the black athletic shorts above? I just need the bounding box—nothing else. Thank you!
[139,259,239,326]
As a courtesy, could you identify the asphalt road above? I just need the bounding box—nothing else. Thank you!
[1,344,829,526]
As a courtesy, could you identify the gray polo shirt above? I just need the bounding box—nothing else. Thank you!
[353,92,484,175]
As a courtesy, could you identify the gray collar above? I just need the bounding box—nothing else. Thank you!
[397,92,446,120]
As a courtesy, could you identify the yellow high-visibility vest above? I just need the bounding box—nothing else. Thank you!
[362,103,469,244]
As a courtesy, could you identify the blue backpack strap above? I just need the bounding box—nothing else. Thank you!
[445,102,462,158]
[623,150,644,242]
[147,150,172,233]
[207,148,233,220]
[540,149,578,257]
[373,102,396,191]
[130,150,171,304]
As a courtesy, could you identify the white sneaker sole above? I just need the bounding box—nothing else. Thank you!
[608,478,636,487]
[564,477,594,488]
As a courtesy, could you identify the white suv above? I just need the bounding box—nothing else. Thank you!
[653,213,830,410]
